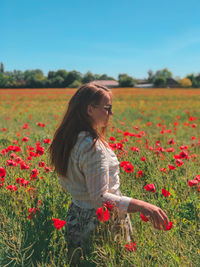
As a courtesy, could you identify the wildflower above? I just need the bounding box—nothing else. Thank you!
[175,159,184,167]
[43,138,51,144]
[163,221,173,231]
[20,162,30,170]
[124,163,134,173]
[104,200,114,211]
[37,122,46,127]
[168,139,175,145]
[136,170,144,178]
[7,160,17,167]
[0,167,6,179]
[168,165,176,170]
[96,206,110,221]
[39,161,45,167]
[7,185,18,191]
[36,145,45,156]
[44,166,52,173]
[141,157,146,161]
[28,207,39,219]
[31,168,38,179]
[120,161,129,167]
[130,147,139,152]
[53,218,66,229]
[188,180,198,187]
[109,136,116,142]
[140,213,149,222]
[161,189,171,197]
[22,123,29,129]
[144,183,156,193]
[160,168,167,173]
[22,137,29,142]
[125,242,137,252]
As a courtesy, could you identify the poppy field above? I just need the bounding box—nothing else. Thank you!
[0,88,199,267]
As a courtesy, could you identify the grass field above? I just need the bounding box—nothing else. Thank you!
[0,88,199,266]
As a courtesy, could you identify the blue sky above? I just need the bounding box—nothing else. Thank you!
[1,0,200,79]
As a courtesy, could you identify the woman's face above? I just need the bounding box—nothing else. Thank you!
[87,93,113,129]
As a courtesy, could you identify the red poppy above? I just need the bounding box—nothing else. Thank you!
[163,221,173,231]
[166,147,175,152]
[39,161,45,167]
[144,183,156,193]
[130,146,139,152]
[7,185,18,191]
[96,206,110,221]
[168,139,175,145]
[120,161,129,167]
[161,189,171,197]
[53,218,66,229]
[160,168,167,173]
[22,123,29,129]
[36,146,45,156]
[136,170,144,178]
[140,213,149,222]
[43,138,51,144]
[188,180,198,187]
[109,136,116,142]
[22,137,29,142]
[28,207,40,219]
[20,162,30,170]
[124,163,134,173]
[194,175,200,182]
[31,168,38,179]
[44,166,52,173]
[104,200,114,211]
[175,159,183,167]
[7,160,17,167]
[168,165,176,170]
[141,157,146,161]
[125,242,137,252]
[37,122,46,127]
[0,167,6,178]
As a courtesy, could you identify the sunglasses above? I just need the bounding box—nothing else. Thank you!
[103,104,112,114]
[92,104,113,114]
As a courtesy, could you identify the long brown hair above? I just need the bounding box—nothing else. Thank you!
[48,82,112,178]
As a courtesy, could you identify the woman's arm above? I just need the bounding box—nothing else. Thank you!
[127,198,169,230]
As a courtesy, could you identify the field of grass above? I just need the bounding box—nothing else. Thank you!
[0,88,199,266]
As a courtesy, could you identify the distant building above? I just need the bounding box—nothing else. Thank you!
[134,79,153,88]
[91,80,119,88]
[166,78,179,88]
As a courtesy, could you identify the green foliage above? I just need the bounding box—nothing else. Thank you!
[118,73,136,87]
[153,76,167,87]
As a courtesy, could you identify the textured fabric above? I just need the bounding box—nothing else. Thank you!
[65,201,134,265]
[59,131,132,214]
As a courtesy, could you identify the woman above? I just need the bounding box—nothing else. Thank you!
[48,82,169,264]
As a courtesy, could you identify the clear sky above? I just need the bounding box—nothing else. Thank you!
[1,0,200,79]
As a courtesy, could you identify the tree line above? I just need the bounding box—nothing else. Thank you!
[0,62,200,88]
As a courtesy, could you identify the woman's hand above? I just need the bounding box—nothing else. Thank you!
[127,199,169,230]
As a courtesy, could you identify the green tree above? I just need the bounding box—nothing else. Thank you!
[24,69,46,88]
[154,68,172,79]
[153,76,167,87]
[82,71,95,83]
[65,71,82,87]
[0,62,4,73]
[147,69,154,82]
[118,74,135,87]
[186,74,200,88]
